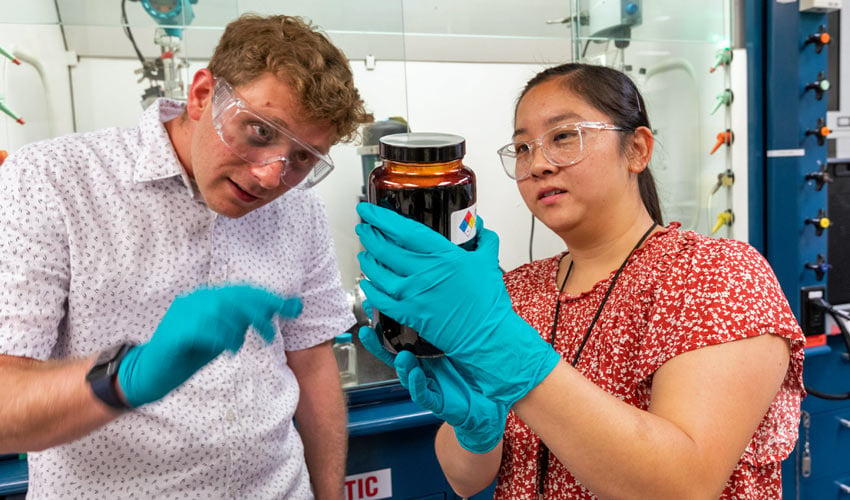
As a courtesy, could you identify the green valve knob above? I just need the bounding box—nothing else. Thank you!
[709,48,732,73]
[806,72,830,101]
[711,89,734,115]
[0,95,25,125]
[0,45,21,65]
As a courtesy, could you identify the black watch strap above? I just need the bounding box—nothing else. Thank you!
[86,343,136,410]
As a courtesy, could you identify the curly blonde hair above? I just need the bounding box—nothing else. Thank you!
[208,14,373,143]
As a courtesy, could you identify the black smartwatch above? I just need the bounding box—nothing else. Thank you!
[86,343,136,411]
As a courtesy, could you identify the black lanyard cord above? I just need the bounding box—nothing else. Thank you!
[537,221,657,496]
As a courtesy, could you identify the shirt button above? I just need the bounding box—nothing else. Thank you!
[225,409,236,422]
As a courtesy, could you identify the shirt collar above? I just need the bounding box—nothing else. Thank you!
[133,98,199,199]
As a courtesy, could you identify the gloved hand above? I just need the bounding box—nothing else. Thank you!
[118,284,302,407]
[360,326,507,453]
[355,202,561,408]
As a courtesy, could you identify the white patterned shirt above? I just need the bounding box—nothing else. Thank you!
[0,99,355,499]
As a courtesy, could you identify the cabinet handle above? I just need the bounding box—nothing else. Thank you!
[839,418,850,429]
[838,482,850,494]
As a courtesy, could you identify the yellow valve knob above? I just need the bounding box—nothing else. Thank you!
[711,210,734,234]
[806,210,831,236]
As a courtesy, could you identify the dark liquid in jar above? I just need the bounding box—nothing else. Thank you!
[369,165,476,357]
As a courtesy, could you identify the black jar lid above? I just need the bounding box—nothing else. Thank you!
[379,132,466,163]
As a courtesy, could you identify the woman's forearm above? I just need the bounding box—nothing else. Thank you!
[434,422,502,497]
[514,335,789,500]
[515,363,710,500]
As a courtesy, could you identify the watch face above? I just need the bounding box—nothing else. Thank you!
[86,361,110,382]
[87,344,135,410]
[88,343,134,383]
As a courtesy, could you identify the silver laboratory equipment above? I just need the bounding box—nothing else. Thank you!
[333,333,358,388]
[125,0,197,108]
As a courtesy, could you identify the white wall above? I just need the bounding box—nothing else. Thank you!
[0,22,75,150]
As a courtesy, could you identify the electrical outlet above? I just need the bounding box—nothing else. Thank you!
[800,286,827,336]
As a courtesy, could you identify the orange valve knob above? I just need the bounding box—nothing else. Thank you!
[805,25,831,54]
[710,130,733,155]
[0,150,7,167]
[806,118,830,146]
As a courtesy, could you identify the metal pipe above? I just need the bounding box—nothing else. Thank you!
[733,0,746,49]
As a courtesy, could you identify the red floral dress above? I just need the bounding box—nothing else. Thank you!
[495,224,805,499]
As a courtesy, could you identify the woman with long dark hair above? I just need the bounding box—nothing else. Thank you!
[356,63,804,499]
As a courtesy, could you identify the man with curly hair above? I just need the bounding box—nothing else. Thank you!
[0,14,372,499]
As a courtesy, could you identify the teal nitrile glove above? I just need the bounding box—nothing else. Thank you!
[359,326,507,453]
[355,202,561,408]
[118,284,302,407]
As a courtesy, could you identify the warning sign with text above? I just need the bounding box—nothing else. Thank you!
[344,468,392,500]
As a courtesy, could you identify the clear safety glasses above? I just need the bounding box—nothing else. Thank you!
[212,78,334,189]
[497,121,627,180]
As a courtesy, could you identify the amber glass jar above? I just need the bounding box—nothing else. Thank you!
[368,132,477,358]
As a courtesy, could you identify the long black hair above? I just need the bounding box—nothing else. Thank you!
[517,63,663,225]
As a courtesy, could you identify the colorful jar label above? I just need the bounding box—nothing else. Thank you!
[450,203,477,245]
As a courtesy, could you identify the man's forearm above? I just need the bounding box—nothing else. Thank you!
[298,386,346,500]
[290,343,347,500]
[0,354,121,453]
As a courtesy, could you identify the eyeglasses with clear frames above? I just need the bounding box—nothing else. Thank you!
[211,78,335,189]
[496,121,628,181]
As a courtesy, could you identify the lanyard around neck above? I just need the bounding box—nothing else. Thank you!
[537,221,658,497]
[550,221,658,365]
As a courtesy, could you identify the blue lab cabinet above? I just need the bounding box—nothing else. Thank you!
[346,385,496,500]
[781,339,850,499]
[753,0,850,497]
[0,455,26,500]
